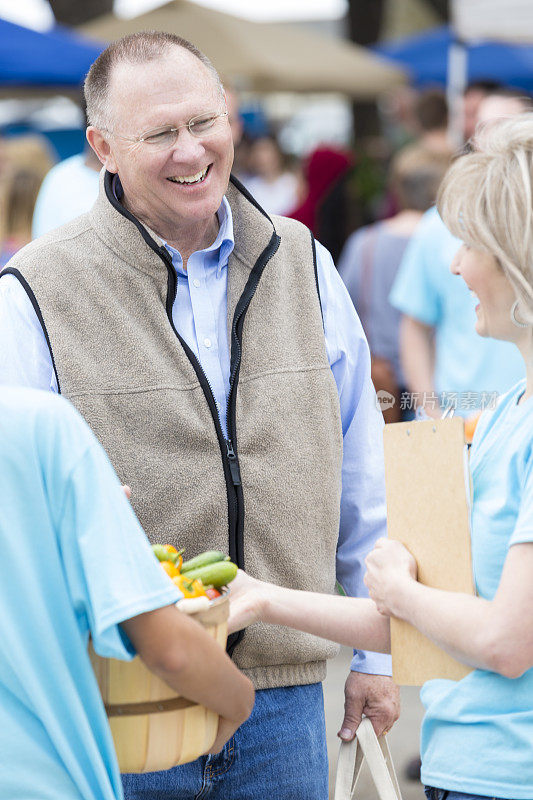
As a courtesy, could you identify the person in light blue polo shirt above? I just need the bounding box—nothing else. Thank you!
[390,92,533,419]
[390,205,524,416]
[0,388,253,800]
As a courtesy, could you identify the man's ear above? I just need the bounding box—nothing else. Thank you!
[86,126,118,173]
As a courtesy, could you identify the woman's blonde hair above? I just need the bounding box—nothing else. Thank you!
[437,113,533,324]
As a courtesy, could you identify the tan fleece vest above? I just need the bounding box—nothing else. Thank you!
[5,173,343,689]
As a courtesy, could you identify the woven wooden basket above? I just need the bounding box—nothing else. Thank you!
[89,592,229,773]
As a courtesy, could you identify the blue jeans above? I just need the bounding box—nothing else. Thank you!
[425,788,519,800]
[122,683,329,800]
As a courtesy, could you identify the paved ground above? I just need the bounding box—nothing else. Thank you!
[323,647,426,799]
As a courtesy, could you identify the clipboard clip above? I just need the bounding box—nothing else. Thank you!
[411,404,455,431]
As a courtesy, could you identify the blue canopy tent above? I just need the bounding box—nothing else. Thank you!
[0,17,103,90]
[374,25,533,92]
[0,18,104,158]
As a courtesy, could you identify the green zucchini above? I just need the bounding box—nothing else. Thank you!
[181,550,228,573]
[183,561,238,588]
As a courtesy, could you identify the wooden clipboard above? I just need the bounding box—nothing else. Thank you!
[383,417,475,685]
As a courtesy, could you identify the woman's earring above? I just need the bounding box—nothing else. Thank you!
[510,299,530,329]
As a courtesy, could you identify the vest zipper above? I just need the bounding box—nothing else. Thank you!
[158,249,243,572]
[224,232,281,575]
[226,439,241,486]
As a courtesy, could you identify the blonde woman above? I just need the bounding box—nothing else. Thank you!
[229,114,533,800]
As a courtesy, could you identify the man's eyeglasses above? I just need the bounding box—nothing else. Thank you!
[105,111,229,151]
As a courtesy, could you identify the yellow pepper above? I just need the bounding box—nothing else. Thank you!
[172,574,207,599]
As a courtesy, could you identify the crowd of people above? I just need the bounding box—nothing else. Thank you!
[0,29,532,800]
[2,80,528,428]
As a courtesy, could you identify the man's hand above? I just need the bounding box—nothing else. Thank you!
[122,485,131,500]
[338,672,400,740]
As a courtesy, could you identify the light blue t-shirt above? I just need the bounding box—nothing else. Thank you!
[32,154,100,239]
[389,207,524,414]
[0,388,181,800]
[420,380,533,797]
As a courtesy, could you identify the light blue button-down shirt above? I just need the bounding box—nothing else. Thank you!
[163,199,234,439]
[0,196,391,675]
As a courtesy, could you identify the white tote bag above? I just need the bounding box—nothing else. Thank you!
[334,718,403,800]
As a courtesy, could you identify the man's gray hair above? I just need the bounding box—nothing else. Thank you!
[84,30,224,130]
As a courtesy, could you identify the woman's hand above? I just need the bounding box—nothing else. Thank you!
[364,538,417,617]
[227,570,268,634]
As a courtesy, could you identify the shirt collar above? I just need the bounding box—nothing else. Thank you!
[111,174,234,278]
[163,196,234,278]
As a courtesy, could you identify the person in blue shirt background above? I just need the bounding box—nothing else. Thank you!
[229,114,533,800]
[0,387,254,800]
[338,143,450,423]
[390,91,532,419]
[31,149,101,239]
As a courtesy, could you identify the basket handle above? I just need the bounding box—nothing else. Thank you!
[334,717,403,800]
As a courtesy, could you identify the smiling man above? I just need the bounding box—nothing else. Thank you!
[88,42,233,262]
[0,32,397,800]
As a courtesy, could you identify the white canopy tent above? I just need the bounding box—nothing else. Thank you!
[453,0,533,45]
[81,0,405,98]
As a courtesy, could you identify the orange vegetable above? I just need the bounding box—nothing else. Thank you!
[172,574,207,599]
[160,560,180,579]
[464,411,482,444]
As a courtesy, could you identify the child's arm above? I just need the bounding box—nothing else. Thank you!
[122,603,255,752]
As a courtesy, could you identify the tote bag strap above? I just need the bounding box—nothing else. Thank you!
[334,717,403,800]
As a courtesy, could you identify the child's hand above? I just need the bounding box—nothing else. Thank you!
[227,570,268,634]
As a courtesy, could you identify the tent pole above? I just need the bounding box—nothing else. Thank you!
[447,38,467,150]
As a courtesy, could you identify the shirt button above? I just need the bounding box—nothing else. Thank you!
[203,338,212,348]
[193,278,201,288]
